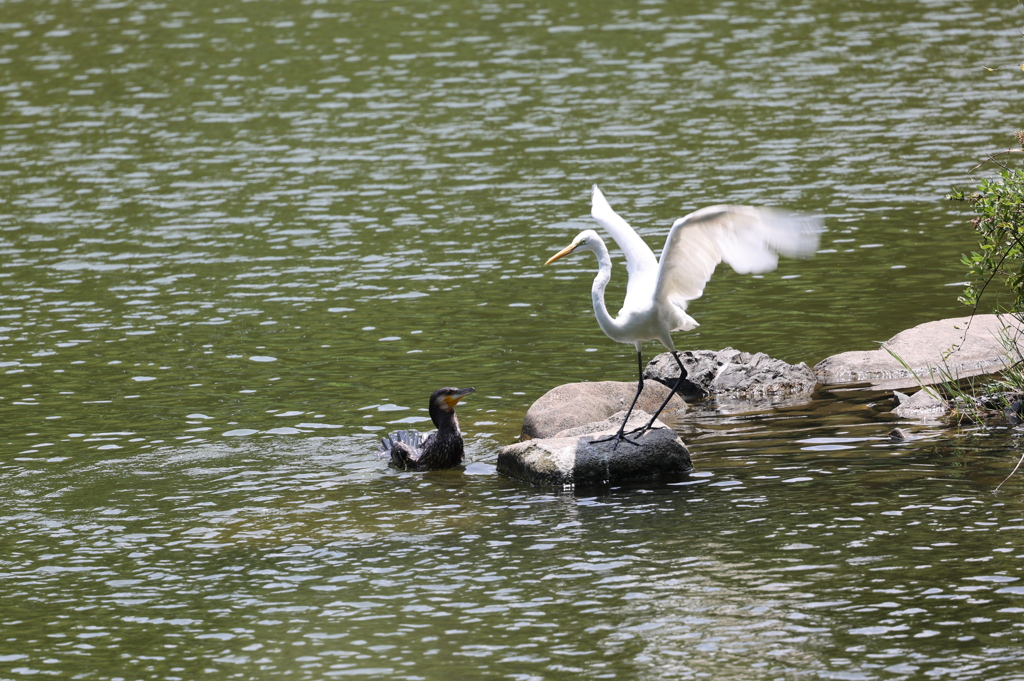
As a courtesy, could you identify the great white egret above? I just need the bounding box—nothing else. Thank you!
[545,185,821,446]
[378,387,475,470]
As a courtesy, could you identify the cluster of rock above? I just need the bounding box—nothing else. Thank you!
[498,314,1024,488]
[499,346,816,488]
[643,347,820,413]
[644,347,817,400]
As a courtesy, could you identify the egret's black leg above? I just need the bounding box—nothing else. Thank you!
[625,350,687,437]
[593,350,645,449]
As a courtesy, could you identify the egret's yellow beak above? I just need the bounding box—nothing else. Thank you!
[545,242,577,266]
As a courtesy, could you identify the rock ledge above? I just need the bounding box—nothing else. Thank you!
[815,314,1024,390]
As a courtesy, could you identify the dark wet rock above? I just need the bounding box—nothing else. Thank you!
[1005,398,1024,426]
[815,314,1024,390]
[521,381,686,440]
[498,410,692,487]
[945,390,1024,426]
[644,347,817,400]
[893,388,950,419]
[888,427,910,442]
[958,391,1015,413]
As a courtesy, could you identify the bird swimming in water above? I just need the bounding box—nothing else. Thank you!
[545,185,821,446]
[378,387,475,471]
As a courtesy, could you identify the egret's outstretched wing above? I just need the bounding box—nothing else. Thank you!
[590,185,658,309]
[653,205,821,313]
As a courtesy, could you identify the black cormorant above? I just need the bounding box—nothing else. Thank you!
[378,387,475,471]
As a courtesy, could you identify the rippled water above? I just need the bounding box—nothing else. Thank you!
[3,0,1024,678]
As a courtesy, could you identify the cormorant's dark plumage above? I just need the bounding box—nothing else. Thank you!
[378,387,475,471]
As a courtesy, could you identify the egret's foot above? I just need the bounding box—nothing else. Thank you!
[591,431,642,449]
[623,422,667,438]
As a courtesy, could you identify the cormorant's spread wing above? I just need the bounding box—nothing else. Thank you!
[379,429,427,457]
[653,205,821,310]
[590,185,659,310]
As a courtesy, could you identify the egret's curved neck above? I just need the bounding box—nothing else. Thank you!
[587,237,618,338]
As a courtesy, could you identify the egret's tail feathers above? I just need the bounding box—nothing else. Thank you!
[667,298,700,332]
[378,429,425,457]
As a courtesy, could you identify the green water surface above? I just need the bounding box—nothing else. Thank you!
[2,0,1024,679]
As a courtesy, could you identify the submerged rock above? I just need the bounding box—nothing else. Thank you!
[888,427,910,442]
[893,387,950,419]
[815,314,1024,390]
[521,381,685,440]
[644,347,817,400]
[498,410,692,487]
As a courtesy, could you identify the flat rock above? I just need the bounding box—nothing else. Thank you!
[815,314,1024,390]
[521,381,686,440]
[645,347,817,399]
[893,387,950,419]
[498,410,692,487]
[552,412,657,439]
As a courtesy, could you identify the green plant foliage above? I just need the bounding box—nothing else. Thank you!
[950,165,1024,311]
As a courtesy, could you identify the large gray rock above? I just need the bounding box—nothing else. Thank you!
[645,347,817,399]
[498,410,692,487]
[815,314,1024,390]
[521,381,686,440]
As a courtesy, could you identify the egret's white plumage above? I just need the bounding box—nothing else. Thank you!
[545,185,822,445]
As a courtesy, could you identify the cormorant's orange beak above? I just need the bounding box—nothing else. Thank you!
[545,242,577,265]
[444,387,476,409]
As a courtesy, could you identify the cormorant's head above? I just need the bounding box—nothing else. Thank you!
[429,386,475,414]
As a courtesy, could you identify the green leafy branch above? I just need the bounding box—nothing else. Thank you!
[949,157,1024,314]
